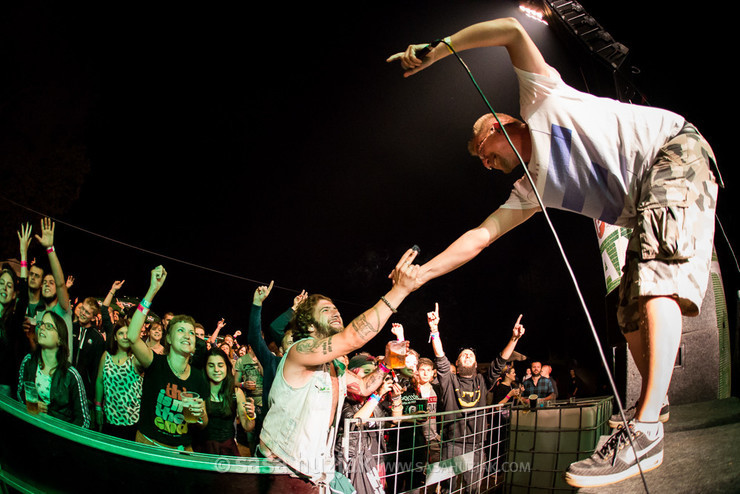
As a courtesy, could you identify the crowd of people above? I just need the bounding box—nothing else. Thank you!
[0,218,577,493]
[1,9,717,492]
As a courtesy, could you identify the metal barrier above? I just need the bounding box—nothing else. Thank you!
[505,396,613,494]
[339,403,511,493]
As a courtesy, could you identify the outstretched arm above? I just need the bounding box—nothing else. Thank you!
[288,248,423,368]
[209,318,226,345]
[500,314,525,361]
[267,289,305,343]
[247,281,280,374]
[427,303,445,358]
[102,280,125,308]
[35,218,71,313]
[387,17,551,78]
[126,266,167,369]
[417,207,536,285]
[489,315,526,383]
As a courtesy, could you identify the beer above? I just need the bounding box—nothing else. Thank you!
[26,400,39,415]
[181,391,202,423]
[388,340,407,369]
[24,381,39,415]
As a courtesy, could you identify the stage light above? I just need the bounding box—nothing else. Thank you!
[520,4,548,25]
[543,0,629,69]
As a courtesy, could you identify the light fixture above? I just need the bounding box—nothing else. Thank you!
[543,0,629,69]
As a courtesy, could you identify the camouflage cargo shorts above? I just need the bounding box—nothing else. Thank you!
[617,122,719,334]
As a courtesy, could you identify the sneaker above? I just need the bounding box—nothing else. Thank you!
[608,404,637,428]
[565,422,663,488]
[608,398,670,428]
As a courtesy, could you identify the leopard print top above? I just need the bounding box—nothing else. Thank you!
[102,353,143,426]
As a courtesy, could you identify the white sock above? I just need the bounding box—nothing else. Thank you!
[633,420,663,440]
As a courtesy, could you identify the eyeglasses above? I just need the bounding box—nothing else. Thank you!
[476,120,502,161]
[38,321,57,332]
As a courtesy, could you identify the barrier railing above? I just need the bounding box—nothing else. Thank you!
[339,403,510,493]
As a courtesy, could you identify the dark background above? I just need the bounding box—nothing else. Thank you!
[1,1,736,395]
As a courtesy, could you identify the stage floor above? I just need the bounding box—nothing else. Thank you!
[579,396,740,494]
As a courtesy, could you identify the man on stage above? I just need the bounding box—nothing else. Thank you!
[387,16,718,488]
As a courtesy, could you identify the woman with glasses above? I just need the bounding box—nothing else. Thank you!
[18,310,90,427]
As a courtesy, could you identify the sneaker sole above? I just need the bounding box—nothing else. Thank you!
[564,449,663,488]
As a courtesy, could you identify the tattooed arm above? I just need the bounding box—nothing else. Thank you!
[286,248,422,370]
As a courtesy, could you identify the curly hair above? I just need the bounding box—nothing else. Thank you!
[289,294,334,342]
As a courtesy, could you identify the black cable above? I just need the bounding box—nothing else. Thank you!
[434,37,651,492]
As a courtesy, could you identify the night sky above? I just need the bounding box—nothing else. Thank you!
[1,1,736,392]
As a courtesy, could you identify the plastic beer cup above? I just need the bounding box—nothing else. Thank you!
[181,391,202,423]
[24,381,39,415]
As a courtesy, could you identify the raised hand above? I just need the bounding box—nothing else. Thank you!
[427,303,440,332]
[17,223,32,257]
[35,217,55,249]
[150,265,167,293]
[512,314,525,340]
[391,323,405,341]
[292,289,308,310]
[386,43,437,77]
[253,280,274,306]
[390,247,423,294]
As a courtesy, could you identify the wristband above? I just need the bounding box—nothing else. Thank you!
[95,406,103,411]
[443,36,455,54]
[378,360,390,373]
[137,304,150,315]
[429,332,439,343]
[246,414,255,421]
[380,296,397,313]
[20,260,28,267]
[94,401,102,407]
[369,393,381,403]
[46,246,55,254]
[140,299,152,309]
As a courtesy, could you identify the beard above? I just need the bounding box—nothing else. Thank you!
[457,363,478,378]
[315,321,343,339]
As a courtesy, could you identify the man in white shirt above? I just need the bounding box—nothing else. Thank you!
[388,16,718,488]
